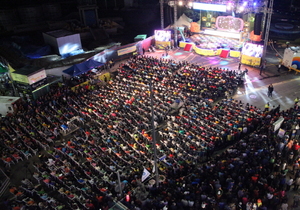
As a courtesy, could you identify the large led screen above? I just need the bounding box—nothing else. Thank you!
[193,3,227,12]
[242,43,263,58]
[155,30,171,42]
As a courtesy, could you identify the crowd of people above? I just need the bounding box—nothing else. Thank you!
[0,54,300,210]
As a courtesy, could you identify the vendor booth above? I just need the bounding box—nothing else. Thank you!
[10,66,49,100]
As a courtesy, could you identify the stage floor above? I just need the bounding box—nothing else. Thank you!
[188,33,241,50]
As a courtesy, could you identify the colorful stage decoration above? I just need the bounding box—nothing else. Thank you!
[179,33,242,57]
[202,16,244,41]
[179,42,195,49]
[184,44,193,52]
[249,31,262,42]
[240,43,263,66]
[229,50,241,58]
[155,30,172,48]
[117,45,137,56]
[216,16,244,32]
[190,22,200,33]
[220,50,230,58]
[194,47,216,56]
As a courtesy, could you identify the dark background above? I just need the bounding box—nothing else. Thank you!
[1,0,300,9]
[1,0,300,54]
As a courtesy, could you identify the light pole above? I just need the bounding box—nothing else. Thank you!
[174,0,178,48]
[116,170,123,197]
[149,81,159,187]
[160,0,164,29]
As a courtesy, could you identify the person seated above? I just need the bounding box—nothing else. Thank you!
[9,186,23,196]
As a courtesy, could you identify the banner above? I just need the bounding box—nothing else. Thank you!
[194,47,216,56]
[241,54,261,66]
[273,116,284,132]
[141,168,151,182]
[117,46,137,56]
[159,155,167,161]
[229,50,241,58]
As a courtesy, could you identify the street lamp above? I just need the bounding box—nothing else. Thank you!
[149,81,159,187]
[160,0,164,29]
[174,0,178,48]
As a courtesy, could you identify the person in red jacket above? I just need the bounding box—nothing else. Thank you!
[293,142,300,161]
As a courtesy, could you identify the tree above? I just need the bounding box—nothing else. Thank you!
[183,8,200,22]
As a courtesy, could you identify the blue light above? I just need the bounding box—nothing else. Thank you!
[253,2,257,6]
[175,52,183,55]
[219,61,229,65]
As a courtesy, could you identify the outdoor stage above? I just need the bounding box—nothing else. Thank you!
[179,33,242,58]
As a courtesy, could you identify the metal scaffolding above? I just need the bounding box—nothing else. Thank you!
[262,0,274,60]
[160,0,164,29]
[174,0,178,48]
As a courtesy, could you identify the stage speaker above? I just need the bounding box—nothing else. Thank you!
[254,13,263,35]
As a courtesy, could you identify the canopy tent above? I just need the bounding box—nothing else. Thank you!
[63,63,87,77]
[0,63,8,73]
[63,59,104,77]
[84,59,104,70]
[166,13,192,29]
[0,66,8,73]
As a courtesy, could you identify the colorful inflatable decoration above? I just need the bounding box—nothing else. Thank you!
[249,31,262,42]
[190,22,200,33]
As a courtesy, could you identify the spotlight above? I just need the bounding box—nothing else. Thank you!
[239,6,244,12]
[253,2,257,6]
[178,1,183,6]
[226,3,233,10]
[188,1,193,8]
[243,2,248,6]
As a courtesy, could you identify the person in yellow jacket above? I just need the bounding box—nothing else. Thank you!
[264,102,270,112]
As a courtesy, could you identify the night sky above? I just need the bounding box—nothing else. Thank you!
[1,0,300,11]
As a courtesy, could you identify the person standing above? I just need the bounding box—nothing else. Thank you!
[281,200,288,210]
[260,65,263,75]
[264,102,270,112]
[268,84,274,97]
[238,62,242,70]
[286,176,294,191]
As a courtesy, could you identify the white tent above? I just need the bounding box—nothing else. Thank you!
[167,13,192,29]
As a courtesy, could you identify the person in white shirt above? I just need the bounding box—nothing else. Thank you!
[281,201,288,210]
[286,176,293,191]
